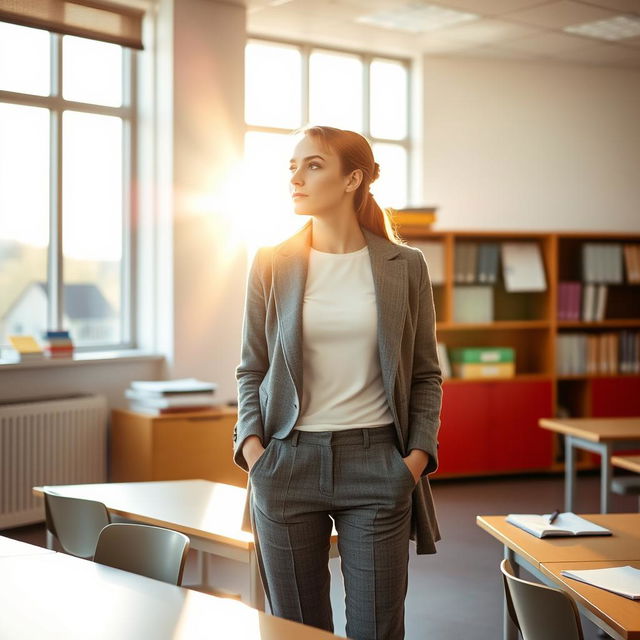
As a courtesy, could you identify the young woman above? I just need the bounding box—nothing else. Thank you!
[233,126,442,640]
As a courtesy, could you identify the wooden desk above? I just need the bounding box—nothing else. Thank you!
[539,417,640,512]
[0,551,345,639]
[33,479,338,612]
[0,535,55,557]
[540,561,640,640]
[613,456,640,474]
[477,513,640,640]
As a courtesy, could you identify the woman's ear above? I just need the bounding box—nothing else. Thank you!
[345,169,363,193]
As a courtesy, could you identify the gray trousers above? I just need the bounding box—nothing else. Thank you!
[249,425,414,640]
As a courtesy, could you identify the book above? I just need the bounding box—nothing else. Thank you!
[561,566,640,600]
[453,362,514,379]
[125,389,217,408]
[130,378,218,394]
[8,335,43,354]
[411,241,445,286]
[501,242,547,292]
[450,347,514,364]
[506,512,612,538]
[453,286,493,323]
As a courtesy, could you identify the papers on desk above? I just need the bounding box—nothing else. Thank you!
[561,566,640,600]
[506,513,612,538]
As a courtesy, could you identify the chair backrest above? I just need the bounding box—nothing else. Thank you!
[93,523,190,586]
[500,559,584,640]
[43,490,111,559]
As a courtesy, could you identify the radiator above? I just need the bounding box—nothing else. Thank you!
[0,394,108,529]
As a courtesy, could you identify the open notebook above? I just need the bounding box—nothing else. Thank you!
[562,566,640,600]
[506,513,612,538]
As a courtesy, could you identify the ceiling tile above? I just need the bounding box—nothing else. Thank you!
[552,42,640,65]
[426,0,560,15]
[425,17,542,44]
[504,0,618,29]
[444,43,552,60]
[577,0,640,12]
[503,31,598,53]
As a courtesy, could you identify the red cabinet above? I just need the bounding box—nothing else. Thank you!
[590,377,640,417]
[436,380,553,476]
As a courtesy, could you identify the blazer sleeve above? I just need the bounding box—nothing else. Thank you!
[233,247,270,471]
[407,250,443,475]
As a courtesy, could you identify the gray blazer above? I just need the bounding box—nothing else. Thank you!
[233,220,443,554]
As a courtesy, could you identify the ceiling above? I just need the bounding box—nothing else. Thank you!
[246,0,640,69]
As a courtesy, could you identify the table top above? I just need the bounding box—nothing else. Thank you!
[0,552,345,640]
[34,480,255,550]
[612,456,640,474]
[538,417,640,442]
[539,561,640,640]
[477,514,640,569]
[0,535,55,558]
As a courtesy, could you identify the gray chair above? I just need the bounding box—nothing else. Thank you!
[43,490,111,559]
[93,523,190,586]
[500,559,584,640]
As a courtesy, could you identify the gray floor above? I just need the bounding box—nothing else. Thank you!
[4,472,637,639]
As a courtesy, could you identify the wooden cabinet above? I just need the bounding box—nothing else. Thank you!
[401,227,640,476]
[110,407,247,488]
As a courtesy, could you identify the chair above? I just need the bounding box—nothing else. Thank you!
[500,559,584,640]
[43,490,111,559]
[93,523,190,586]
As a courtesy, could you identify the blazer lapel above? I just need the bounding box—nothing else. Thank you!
[272,221,312,404]
[363,228,408,406]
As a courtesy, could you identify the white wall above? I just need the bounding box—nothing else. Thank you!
[422,57,640,231]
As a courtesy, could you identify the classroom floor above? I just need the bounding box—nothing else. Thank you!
[5,472,637,640]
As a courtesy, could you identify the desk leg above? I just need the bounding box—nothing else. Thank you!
[198,550,209,586]
[601,443,612,514]
[503,547,519,640]
[249,549,266,612]
[46,530,54,551]
[565,435,576,513]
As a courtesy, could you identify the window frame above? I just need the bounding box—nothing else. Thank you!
[0,26,138,352]
[245,35,412,204]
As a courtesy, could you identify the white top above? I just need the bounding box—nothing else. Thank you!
[295,246,394,432]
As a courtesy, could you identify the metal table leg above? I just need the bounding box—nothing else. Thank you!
[601,442,613,514]
[565,435,576,512]
[503,546,519,640]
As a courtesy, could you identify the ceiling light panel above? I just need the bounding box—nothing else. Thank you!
[355,2,479,34]
[565,15,640,41]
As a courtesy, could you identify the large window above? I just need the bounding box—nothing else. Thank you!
[244,38,411,244]
[0,22,136,351]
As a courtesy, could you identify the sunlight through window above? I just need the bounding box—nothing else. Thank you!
[0,23,50,96]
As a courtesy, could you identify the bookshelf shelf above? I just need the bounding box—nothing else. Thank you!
[401,227,640,477]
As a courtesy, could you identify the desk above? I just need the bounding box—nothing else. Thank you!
[33,479,338,612]
[613,456,640,474]
[538,417,640,512]
[477,513,640,640]
[0,551,345,639]
[0,535,55,557]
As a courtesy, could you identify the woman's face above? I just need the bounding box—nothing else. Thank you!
[289,135,357,218]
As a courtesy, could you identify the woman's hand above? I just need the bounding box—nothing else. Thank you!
[243,435,265,472]
[403,449,429,484]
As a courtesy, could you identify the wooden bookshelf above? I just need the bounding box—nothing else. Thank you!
[401,228,640,478]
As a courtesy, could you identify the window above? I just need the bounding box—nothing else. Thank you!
[0,22,136,352]
[244,38,411,246]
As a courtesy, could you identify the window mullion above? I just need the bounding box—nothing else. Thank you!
[301,44,309,127]
[362,54,371,139]
[47,32,64,332]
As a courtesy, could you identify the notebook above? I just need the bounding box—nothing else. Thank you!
[561,566,640,600]
[506,513,612,538]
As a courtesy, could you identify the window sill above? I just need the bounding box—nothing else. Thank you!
[0,350,164,371]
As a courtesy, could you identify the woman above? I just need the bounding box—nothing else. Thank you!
[233,126,442,640]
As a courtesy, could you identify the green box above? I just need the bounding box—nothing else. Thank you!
[450,347,515,364]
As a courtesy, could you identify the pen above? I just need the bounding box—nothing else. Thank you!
[548,509,560,525]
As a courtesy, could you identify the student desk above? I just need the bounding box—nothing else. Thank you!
[612,455,640,474]
[33,479,338,612]
[538,417,640,512]
[477,513,640,640]
[0,535,55,557]
[0,551,345,639]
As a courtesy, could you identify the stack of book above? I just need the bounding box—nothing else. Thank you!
[125,378,219,415]
[388,207,437,231]
[7,335,46,362]
[454,242,500,285]
[556,331,639,376]
[450,347,515,379]
[42,330,74,359]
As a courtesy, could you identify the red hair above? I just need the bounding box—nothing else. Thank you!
[300,126,403,244]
